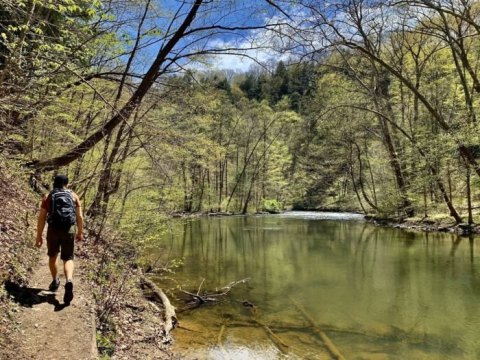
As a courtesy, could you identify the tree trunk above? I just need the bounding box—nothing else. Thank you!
[28,0,204,171]
[466,164,473,225]
[353,141,379,211]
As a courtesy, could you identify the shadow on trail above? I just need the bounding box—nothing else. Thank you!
[4,281,68,311]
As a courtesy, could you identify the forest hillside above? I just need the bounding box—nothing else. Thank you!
[2,0,480,358]
[1,1,479,226]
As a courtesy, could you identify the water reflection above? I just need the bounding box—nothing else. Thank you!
[151,214,480,359]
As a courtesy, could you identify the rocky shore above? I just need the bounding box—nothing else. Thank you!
[366,216,480,236]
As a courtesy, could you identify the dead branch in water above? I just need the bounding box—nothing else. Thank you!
[254,318,289,353]
[180,278,250,309]
[221,315,461,352]
[243,300,290,354]
[289,296,346,360]
[216,324,231,360]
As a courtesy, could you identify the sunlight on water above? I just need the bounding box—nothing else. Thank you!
[147,212,480,359]
[277,211,365,221]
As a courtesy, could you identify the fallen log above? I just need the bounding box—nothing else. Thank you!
[217,324,226,344]
[216,324,232,359]
[289,296,346,360]
[220,319,307,332]
[177,324,198,332]
[141,276,177,338]
[255,319,289,353]
[243,301,289,354]
[220,315,460,352]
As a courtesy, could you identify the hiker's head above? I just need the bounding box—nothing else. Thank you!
[53,174,69,188]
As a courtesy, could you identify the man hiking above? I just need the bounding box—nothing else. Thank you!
[35,174,84,305]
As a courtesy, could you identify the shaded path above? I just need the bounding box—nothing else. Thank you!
[8,255,97,360]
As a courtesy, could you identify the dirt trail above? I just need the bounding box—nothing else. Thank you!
[11,255,97,360]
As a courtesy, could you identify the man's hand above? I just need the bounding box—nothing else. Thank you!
[76,232,83,241]
[35,236,43,248]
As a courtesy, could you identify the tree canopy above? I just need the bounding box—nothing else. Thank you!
[0,0,479,230]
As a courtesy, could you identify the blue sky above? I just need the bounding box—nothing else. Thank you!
[114,0,295,73]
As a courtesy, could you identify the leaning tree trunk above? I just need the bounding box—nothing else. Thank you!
[27,0,204,172]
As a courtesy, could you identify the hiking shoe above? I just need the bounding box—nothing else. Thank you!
[49,278,60,292]
[64,281,74,305]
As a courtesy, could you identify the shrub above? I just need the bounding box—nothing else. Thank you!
[262,199,283,214]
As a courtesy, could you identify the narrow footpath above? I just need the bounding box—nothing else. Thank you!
[10,255,97,360]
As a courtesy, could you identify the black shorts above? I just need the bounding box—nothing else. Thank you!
[46,226,75,261]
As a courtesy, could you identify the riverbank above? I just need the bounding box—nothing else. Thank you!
[170,210,278,218]
[80,228,178,359]
[3,158,477,360]
[366,216,480,236]
[171,208,480,236]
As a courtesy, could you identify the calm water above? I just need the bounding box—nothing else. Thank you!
[148,212,480,359]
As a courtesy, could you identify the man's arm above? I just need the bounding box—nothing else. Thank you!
[74,193,84,241]
[36,202,47,248]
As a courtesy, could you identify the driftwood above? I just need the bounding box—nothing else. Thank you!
[141,276,177,338]
[177,324,198,332]
[289,297,346,360]
[216,324,231,360]
[242,301,290,354]
[180,278,250,310]
[217,324,226,343]
[221,315,461,353]
[255,318,289,353]
[220,319,306,332]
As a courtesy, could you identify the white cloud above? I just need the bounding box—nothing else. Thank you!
[185,15,299,73]
[201,38,284,72]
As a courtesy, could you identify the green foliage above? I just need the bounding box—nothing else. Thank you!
[96,330,115,358]
[236,62,316,112]
[0,0,101,79]
[262,199,283,214]
[3,0,480,253]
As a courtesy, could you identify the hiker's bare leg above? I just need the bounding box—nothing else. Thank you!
[49,255,58,279]
[64,260,74,281]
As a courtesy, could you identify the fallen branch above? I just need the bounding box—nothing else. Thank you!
[141,276,177,339]
[254,318,289,353]
[289,296,346,360]
[180,278,250,309]
[244,300,289,354]
[223,319,307,332]
[217,324,226,344]
[216,324,231,360]
[220,316,460,351]
[177,324,198,332]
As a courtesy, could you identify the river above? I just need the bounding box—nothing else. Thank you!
[148,212,480,359]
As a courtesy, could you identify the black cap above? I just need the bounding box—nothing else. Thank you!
[53,174,69,188]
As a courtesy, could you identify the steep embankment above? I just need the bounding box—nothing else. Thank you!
[0,160,38,284]
[0,159,39,356]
